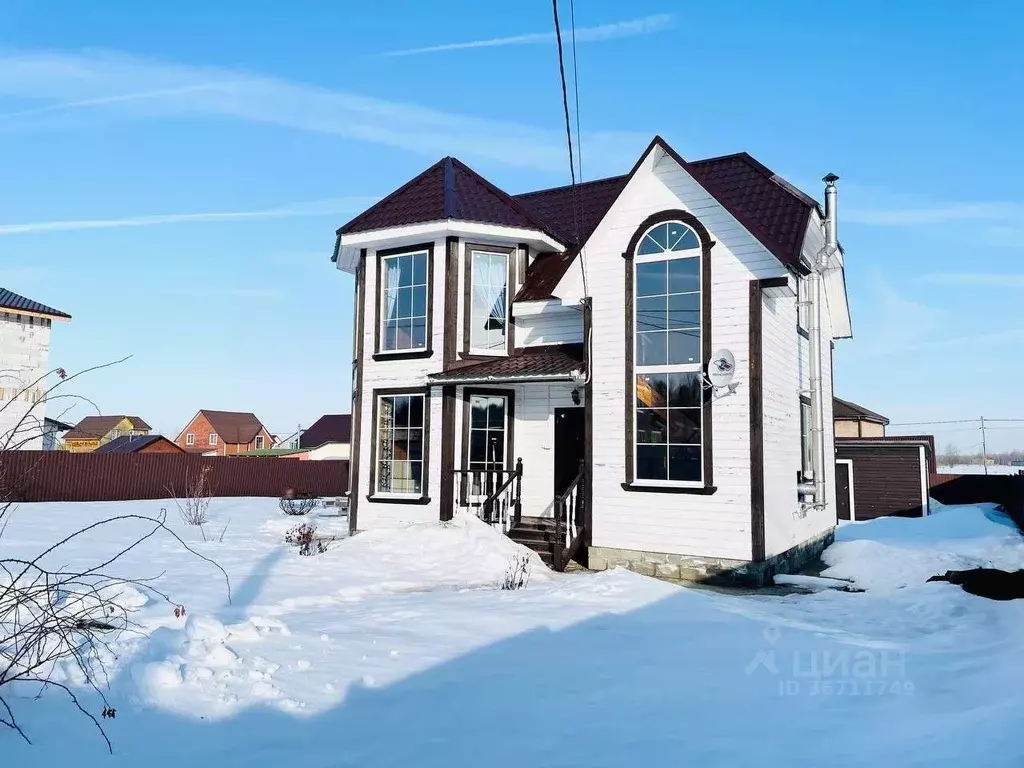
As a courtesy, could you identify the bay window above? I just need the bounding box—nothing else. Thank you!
[466,245,511,355]
[379,247,429,354]
[375,392,426,495]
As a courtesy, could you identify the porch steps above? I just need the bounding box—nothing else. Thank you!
[508,516,558,568]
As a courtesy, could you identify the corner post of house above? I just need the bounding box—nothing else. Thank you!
[514,456,523,526]
[581,295,594,562]
[438,384,457,521]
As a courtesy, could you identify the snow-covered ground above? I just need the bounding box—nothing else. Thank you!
[938,463,1023,475]
[3,497,1023,767]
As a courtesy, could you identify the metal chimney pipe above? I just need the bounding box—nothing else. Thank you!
[801,173,839,507]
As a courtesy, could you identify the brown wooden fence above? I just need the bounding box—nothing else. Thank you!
[929,472,1024,530]
[0,452,348,502]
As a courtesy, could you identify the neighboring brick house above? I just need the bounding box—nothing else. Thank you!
[94,434,184,454]
[175,410,274,455]
[0,288,71,450]
[63,415,152,452]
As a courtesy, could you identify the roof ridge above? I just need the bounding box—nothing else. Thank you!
[692,151,819,209]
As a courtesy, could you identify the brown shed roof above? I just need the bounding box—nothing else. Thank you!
[427,344,584,384]
[299,414,352,449]
[833,397,889,425]
[199,410,267,445]
[64,415,151,441]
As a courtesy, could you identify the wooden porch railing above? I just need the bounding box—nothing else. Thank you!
[553,460,587,572]
[448,458,523,532]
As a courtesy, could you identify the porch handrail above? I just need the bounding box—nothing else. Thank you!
[481,457,523,532]
[553,460,587,571]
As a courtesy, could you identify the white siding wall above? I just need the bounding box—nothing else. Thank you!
[514,307,584,348]
[0,313,52,450]
[355,236,447,528]
[586,151,788,561]
[761,280,837,557]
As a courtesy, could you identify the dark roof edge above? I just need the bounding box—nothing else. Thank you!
[336,157,449,235]
[834,396,890,425]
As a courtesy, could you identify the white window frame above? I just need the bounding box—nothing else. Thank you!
[209,433,219,446]
[254,435,265,450]
[467,247,510,356]
[374,392,427,498]
[633,222,704,488]
[466,393,510,473]
[186,433,195,446]
[378,248,430,355]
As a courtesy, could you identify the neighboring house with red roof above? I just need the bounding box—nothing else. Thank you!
[298,414,351,460]
[174,410,274,456]
[63,415,152,452]
[0,288,71,450]
[332,136,853,582]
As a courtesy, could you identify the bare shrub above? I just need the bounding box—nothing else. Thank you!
[501,554,532,590]
[0,359,230,750]
[173,466,212,526]
[284,522,330,556]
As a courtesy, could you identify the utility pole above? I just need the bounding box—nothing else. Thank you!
[980,416,989,476]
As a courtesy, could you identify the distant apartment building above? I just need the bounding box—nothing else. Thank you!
[0,288,71,450]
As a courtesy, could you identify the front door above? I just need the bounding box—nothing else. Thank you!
[554,408,585,498]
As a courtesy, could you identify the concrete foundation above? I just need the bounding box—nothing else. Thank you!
[587,528,836,587]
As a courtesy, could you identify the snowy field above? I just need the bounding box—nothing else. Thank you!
[3,497,1024,767]
[938,463,1023,475]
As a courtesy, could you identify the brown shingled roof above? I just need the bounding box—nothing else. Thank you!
[427,344,584,383]
[833,397,889,425]
[336,157,558,240]
[299,414,351,449]
[199,410,267,445]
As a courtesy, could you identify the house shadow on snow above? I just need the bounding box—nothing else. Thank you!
[9,584,1019,768]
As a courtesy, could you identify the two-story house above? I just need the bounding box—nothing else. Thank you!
[0,288,71,450]
[332,136,852,584]
[174,410,274,455]
[63,415,151,452]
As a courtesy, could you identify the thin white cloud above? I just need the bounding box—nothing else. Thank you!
[920,273,1024,287]
[845,201,1024,226]
[379,13,673,57]
[0,49,645,171]
[0,197,371,236]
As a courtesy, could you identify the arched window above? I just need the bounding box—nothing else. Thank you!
[624,212,713,490]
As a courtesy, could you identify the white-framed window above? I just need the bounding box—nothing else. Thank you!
[186,433,195,446]
[467,393,508,472]
[255,435,264,450]
[468,248,509,354]
[379,249,429,353]
[375,393,425,495]
[633,221,703,485]
[209,433,219,446]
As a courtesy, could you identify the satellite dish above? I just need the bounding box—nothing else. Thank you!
[707,349,736,388]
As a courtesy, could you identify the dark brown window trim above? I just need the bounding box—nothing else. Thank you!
[367,385,431,501]
[460,386,516,504]
[348,251,367,534]
[438,384,457,521]
[463,242,516,359]
[364,495,433,505]
[623,210,715,491]
[620,482,718,495]
[371,350,434,362]
[374,241,435,358]
[442,237,460,369]
[797,326,810,340]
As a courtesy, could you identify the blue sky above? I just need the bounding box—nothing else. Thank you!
[1,1,1022,450]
